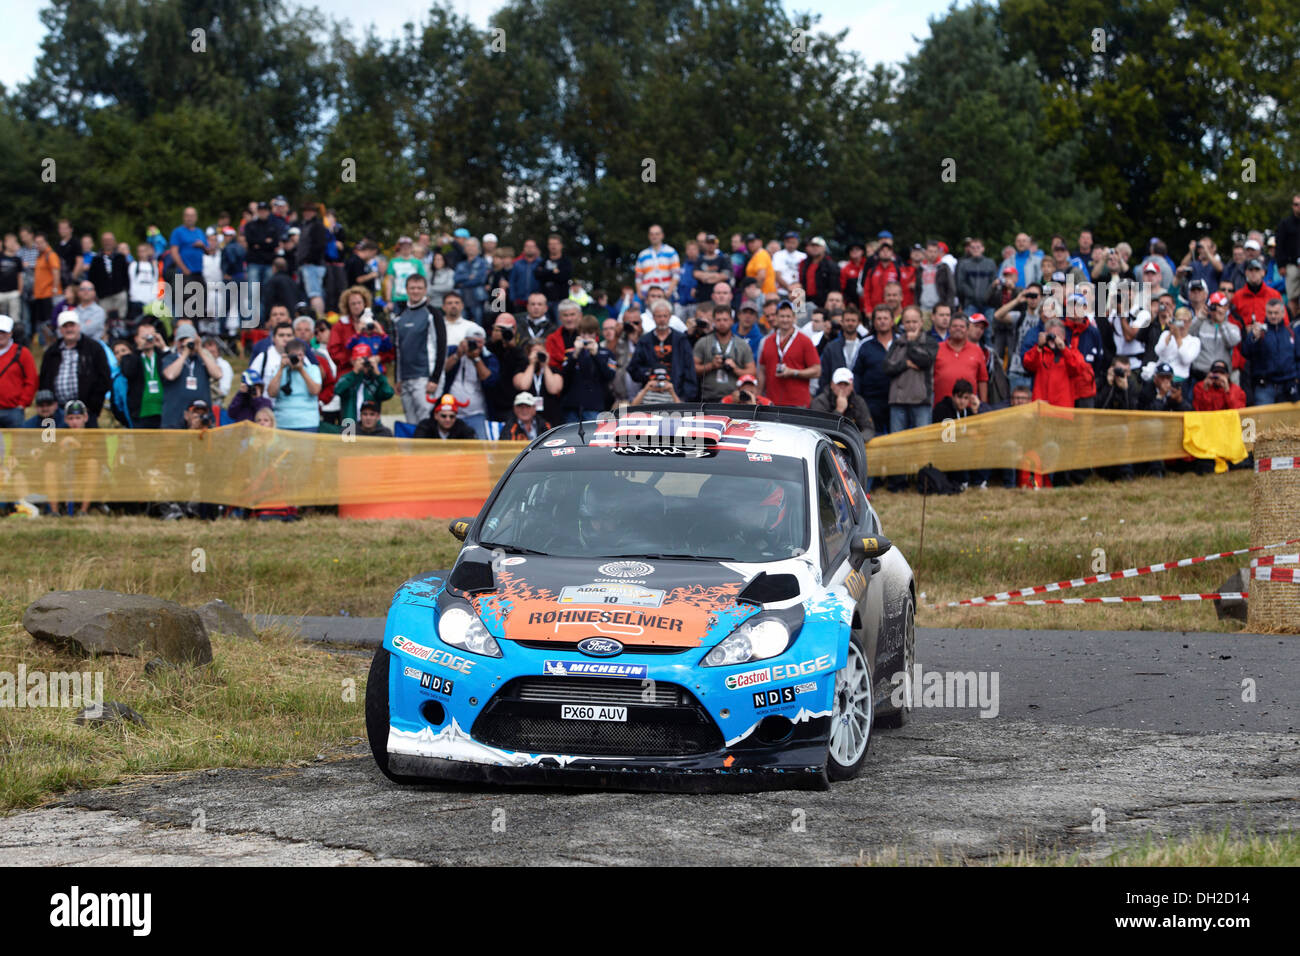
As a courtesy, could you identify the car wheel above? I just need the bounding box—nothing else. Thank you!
[826,630,873,781]
[365,646,420,785]
[877,592,916,729]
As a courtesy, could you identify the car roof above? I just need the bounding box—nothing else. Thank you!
[533,413,825,462]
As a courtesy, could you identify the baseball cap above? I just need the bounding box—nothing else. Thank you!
[1246,258,1264,270]
[809,236,827,248]
[968,312,989,325]
[360,400,381,413]
[738,303,758,314]
[174,325,198,342]
[1001,264,1018,276]
[188,399,209,410]
[652,366,669,380]
[513,391,537,407]
[1209,360,1229,374]
[1267,236,1276,246]
[737,373,758,386]
[241,370,262,387]
[743,232,759,242]
[396,235,413,245]
[205,226,217,237]
[494,314,516,328]
[831,367,854,385]
[453,228,471,239]
[877,230,893,239]
[1051,271,1067,283]
[483,232,498,244]
[272,195,288,205]
[58,310,80,327]
[1154,362,1174,377]
[0,316,12,334]
[1187,278,1208,292]
[1208,291,1228,306]
[1142,261,1160,273]
[782,231,800,240]
[288,226,300,237]
[1244,239,1261,251]
[256,201,269,209]
[64,399,87,416]
[34,389,56,405]
[351,342,373,358]
[704,233,719,243]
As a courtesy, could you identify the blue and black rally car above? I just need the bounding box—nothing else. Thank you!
[366,405,916,791]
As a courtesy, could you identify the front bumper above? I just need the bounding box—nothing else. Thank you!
[382,608,846,792]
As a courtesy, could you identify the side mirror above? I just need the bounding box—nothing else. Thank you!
[448,517,473,541]
[850,534,892,562]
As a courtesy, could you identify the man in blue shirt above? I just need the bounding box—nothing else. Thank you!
[168,207,209,326]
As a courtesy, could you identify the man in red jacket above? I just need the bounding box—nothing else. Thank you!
[859,238,907,312]
[1193,360,1246,411]
[1023,317,1089,407]
[0,315,38,426]
[1231,259,1283,327]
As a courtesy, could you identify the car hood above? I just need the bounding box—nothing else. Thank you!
[468,554,816,649]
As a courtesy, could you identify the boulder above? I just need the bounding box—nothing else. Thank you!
[24,590,213,665]
[1214,569,1249,622]
[75,701,149,728]
[195,598,257,640]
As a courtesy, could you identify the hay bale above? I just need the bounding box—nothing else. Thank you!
[1248,428,1300,633]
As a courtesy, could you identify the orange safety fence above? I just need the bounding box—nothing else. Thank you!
[3,402,1299,513]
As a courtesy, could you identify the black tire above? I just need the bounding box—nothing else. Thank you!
[876,591,916,729]
[826,628,874,782]
[365,646,421,785]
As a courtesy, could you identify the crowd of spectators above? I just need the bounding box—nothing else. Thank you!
[3,198,1300,513]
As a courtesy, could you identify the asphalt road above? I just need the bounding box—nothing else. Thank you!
[2,623,1295,865]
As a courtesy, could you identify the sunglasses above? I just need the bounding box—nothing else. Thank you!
[1024,293,1041,299]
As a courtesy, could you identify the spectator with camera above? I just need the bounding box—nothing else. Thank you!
[226,369,273,423]
[629,299,699,401]
[631,365,681,405]
[1239,298,1298,404]
[118,320,166,428]
[534,234,573,322]
[720,372,773,406]
[1023,317,1088,408]
[334,343,395,424]
[694,302,756,402]
[1189,291,1241,383]
[557,313,615,423]
[1139,361,1192,412]
[1155,306,1202,386]
[266,337,322,431]
[436,296,496,438]
[513,339,564,420]
[158,325,223,428]
[1192,359,1246,411]
[484,313,526,420]
[1096,356,1140,411]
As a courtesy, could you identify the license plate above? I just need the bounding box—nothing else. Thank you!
[560,704,628,722]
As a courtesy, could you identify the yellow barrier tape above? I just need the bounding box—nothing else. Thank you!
[3,401,1298,506]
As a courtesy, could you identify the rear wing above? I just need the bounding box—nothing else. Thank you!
[592,403,870,487]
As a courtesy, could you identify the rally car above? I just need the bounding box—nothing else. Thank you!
[366,405,916,791]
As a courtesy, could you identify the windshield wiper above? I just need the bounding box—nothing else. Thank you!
[478,541,549,556]
[602,552,733,562]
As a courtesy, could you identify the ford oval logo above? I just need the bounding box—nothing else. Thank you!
[577,637,624,657]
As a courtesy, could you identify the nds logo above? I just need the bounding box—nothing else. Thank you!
[50,886,151,936]
[753,686,796,709]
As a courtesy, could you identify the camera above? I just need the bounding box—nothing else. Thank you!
[499,327,513,341]
[198,411,215,428]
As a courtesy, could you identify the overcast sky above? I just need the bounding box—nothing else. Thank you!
[0,0,955,91]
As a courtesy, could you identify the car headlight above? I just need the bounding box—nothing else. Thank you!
[702,617,792,667]
[438,605,502,658]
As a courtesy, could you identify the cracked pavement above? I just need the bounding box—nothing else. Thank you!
[1,626,1296,865]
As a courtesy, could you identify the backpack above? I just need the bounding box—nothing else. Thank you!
[917,464,960,495]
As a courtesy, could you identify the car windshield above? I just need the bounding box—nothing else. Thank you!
[478,446,809,561]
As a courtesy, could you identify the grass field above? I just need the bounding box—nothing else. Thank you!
[0,469,1261,630]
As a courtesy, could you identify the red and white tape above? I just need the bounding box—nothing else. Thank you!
[1256,456,1298,472]
[944,536,1300,607]
[1251,567,1298,583]
[1250,554,1299,567]
[975,592,1247,607]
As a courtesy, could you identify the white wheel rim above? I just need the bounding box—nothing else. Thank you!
[830,642,872,767]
